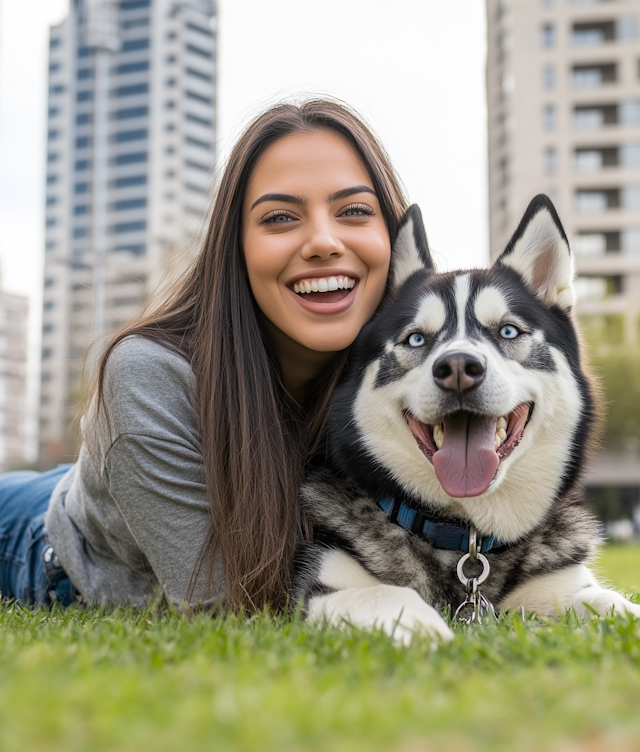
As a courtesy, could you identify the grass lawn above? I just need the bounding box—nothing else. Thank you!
[1,545,639,752]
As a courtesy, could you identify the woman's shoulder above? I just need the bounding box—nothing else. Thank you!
[100,335,197,438]
[106,335,193,387]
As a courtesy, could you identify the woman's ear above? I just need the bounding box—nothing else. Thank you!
[494,194,575,311]
[388,204,435,293]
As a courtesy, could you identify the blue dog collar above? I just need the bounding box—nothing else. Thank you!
[377,496,505,553]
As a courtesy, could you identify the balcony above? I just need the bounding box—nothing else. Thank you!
[572,63,617,89]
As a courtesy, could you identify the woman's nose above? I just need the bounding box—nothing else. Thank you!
[301,218,345,261]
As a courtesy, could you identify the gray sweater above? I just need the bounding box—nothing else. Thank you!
[45,336,224,606]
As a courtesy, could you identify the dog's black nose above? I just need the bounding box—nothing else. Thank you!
[432,351,486,393]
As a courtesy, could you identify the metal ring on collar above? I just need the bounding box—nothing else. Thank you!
[457,552,490,586]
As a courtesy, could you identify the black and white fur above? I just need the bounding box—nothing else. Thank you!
[295,196,640,644]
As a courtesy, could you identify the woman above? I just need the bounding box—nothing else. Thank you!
[0,100,408,612]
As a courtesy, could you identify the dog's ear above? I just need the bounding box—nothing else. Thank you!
[494,194,575,311]
[388,204,435,292]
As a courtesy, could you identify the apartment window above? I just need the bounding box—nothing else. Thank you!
[112,220,147,233]
[75,182,89,194]
[185,112,213,128]
[73,227,88,238]
[112,174,147,188]
[50,37,61,48]
[43,323,54,334]
[46,196,57,206]
[46,241,56,251]
[77,68,94,80]
[623,185,640,210]
[575,188,620,213]
[75,160,90,171]
[46,218,57,228]
[186,67,212,83]
[622,227,640,253]
[113,244,145,255]
[76,113,93,125]
[114,128,148,143]
[113,106,148,120]
[575,275,622,301]
[44,278,55,288]
[541,24,555,48]
[78,46,93,58]
[186,22,214,38]
[46,174,58,185]
[42,347,54,361]
[542,64,556,89]
[112,198,147,211]
[574,147,618,171]
[74,205,89,216]
[121,17,150,30]
[618,16,639,42]
[573,104,617,129]
[48,129,59,141]
[120,0,150,8]
[165,78,177,87]
[185,183,207,194]
[185,136,211,150]
[571,21,615,46]
[121,38,149,52]
[49,63,60,73]
[47,153,58,163]
[43,301,54,311]
[542,104,556,130]
[186,90,212,106]
[115,61,149,75]
[185,159,211,172]
[113,152,147,165]
[76,136,91,148]
[621,143,640,167]
[114,83,149,97]
[166,55,176,64]
[50,85,65,95]
[572,63,617,88]
[574,233,608,256]
[77,90,93,102]
[49,107,60,117]
[185,43,213,60]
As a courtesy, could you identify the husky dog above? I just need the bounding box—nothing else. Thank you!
[296,195,640,644]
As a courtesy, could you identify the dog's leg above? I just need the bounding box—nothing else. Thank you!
[302,548,454,646]
[500,564,640,619]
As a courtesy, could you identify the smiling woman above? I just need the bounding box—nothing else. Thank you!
[0,99,408,614]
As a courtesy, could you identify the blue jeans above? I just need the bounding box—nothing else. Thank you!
[0,465,77,606]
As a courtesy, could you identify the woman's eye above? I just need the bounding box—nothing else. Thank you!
[499,325,519,339]
[407,333,425,347]
[342,203,373,217]
[261,211,296,225]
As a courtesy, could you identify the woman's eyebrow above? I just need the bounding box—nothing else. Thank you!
[250,193,307,211]
[327,185,376,202]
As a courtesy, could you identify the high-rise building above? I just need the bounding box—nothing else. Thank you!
[0,287,29,471]
[486,0,640,344]
[41,0,217,463]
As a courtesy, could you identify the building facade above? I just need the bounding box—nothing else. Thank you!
[486,0,640,344]
[0,289,29,471]
[41,0,217,463]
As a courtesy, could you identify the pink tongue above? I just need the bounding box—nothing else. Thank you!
[432,412,499,498]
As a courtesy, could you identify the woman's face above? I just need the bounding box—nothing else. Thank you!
[242,129,391,357]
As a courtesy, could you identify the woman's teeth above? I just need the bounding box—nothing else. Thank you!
[293,276,356,294]
[432,415,509,451]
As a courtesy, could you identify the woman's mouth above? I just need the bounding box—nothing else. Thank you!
[289,275,358,312]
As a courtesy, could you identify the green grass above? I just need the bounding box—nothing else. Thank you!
[1,546,639,752]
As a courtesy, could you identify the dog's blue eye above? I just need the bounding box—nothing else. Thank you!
[500,325,519,339]
[408,333,425,347]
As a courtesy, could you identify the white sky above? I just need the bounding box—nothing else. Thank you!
[0,0,487,454]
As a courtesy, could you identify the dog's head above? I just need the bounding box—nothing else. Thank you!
[328,196,597,541]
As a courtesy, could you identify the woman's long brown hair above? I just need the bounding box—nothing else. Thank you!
[92,99,408,612]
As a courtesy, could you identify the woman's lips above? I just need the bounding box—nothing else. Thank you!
[288,282,359,314]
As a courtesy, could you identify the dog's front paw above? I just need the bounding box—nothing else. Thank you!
[307,584,454,646]
[572,586,640,619]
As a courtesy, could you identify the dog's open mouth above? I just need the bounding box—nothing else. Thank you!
[406,403,533,498]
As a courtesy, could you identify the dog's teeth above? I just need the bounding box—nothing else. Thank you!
[497,416,507,431]
[495,434,502,450]
[497,428,507,441]
[433,423,443,450]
